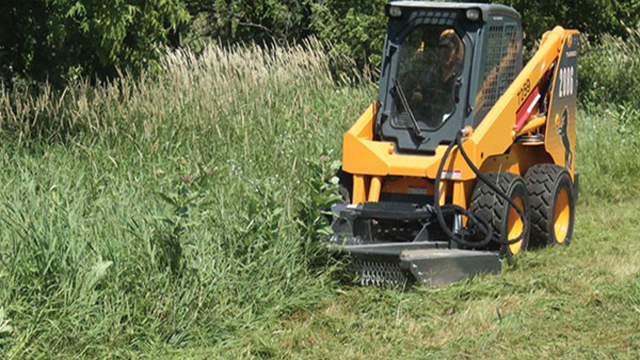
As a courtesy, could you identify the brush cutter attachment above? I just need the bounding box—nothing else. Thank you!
[330,202,501,287]
[343,243,501,287]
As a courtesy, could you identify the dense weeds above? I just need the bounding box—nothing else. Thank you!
[0,40,371,357]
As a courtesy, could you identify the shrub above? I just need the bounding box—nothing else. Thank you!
[0,0,189,87]
[580,30,640,108]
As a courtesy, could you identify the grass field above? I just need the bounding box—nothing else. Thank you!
[1,39,640,359]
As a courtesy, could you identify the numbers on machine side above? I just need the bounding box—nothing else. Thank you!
[517,79,531,105]
[558,66,574,98]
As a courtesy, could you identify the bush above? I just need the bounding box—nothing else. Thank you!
[310,0,387,77]
[501,0,635,48]
[183,0,314,46]
[0,0,189,87]
[579,30,640,108]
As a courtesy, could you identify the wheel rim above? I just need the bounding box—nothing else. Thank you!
[507,196,525,254]
[554,187,570,243]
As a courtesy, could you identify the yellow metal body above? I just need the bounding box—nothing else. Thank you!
[343,27,578,208]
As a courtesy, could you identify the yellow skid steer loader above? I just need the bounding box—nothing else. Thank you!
[329,1,578,286]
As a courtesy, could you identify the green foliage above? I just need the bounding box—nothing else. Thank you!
[500,0,639,48]
[310,0,388,76]
[4,0,640,88]
[183,0,387,78]
[5,0,639,87]
[0,0,189,86]
[184,0,313,46]
[182,0,640,80]
[0,308,12,337]
[155,167,213,276]
[580,30,640,108]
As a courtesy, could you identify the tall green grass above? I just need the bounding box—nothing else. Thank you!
[576,106,640,202]
[576,31,640,201]
[0,40,373,358]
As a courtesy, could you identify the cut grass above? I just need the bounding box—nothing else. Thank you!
[171,197,640,359]
[255,198,640,359]
[1,40,640,358]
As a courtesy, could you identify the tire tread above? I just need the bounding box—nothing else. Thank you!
[525,164,573,246]
[469,172,529,255]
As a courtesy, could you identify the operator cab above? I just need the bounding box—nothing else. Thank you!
[377,1,523,154]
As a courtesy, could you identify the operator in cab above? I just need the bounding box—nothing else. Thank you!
[399,27,464,129]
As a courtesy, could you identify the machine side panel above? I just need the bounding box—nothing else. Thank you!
[470,27,567,166]
[545,32,579,178]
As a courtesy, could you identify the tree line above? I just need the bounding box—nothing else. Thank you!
[1,0,638,87]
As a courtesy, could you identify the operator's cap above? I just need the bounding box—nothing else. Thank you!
[439,29,463,62]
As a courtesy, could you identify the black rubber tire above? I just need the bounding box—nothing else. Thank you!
[469,172,530,257]
[525,164,575,247]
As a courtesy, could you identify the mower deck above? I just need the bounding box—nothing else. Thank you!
[336,241,500,287]
[330,202,502,287]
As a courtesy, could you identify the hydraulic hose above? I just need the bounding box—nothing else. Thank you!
[433,130,529,248]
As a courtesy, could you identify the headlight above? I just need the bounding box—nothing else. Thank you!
[389,6,402,18]
[466,9,481,21]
